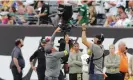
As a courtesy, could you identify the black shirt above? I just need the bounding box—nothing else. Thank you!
[10,46,25,68]
[30,46,46,69]
[40,3,49,24]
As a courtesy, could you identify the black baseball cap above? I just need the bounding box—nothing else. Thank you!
[95,34,104,42]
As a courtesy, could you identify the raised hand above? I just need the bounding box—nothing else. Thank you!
[65,34,70,44]
[82,23,87,31]
[54,27,61,33]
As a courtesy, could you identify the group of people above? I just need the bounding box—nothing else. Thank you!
[0,0,133,27]
[0,0,49,25]
[0,0,96,26]
[9,27,70,80]
[103,1,133,27]
[9,23,133,80]
[1,0,133,27]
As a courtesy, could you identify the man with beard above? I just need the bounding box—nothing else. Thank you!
[29,38,50,80]
[81,23,105,80]
[10,39,25,80]
[44,27,70,80]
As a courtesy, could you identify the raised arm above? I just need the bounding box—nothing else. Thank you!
[81,23,92,48]
[50,27,61,43]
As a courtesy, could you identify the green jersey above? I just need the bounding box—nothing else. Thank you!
[79,4,89,25]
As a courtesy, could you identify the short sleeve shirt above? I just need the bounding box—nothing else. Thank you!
[10,46,25,68]
[79,4,89,24]
[89,44,104,74]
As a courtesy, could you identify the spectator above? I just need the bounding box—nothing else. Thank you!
[88,1,96,25]
[1,0,13,11]
[9,6,16,14]
[115,12,132,27]
[104,44,122,80]
[128,8,133,23]
[104,15,116,27]
[14,1,27,24]
[8,6,16,21]
[35,1,49,24]
[7,14,16,25]
[1,15,8,24]
[26,6,35,15]
[77,0,89,25]
[129,55,133,79]
[16,1,25,15]
[0,2,2,11]
[33,0,43,9]
[117,5,125,15]
[116,41,129,80]
[24,6,37,25]
[128,0,133,8]
[68,42,83,80]
[17,7,26,15]
[104,0,126,16]
[16,7,27,24]
[116,15,120,21]
[25,6,36,18]
[16,1,25,10]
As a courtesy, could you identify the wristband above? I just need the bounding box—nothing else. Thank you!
[88,49,92,55]
[64,50,68,55]
[82,29,86,31]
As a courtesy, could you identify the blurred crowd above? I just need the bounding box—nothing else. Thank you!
[0,0,49,25]
[0,0,133,27]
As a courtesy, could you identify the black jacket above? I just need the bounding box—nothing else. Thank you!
[30,46,46,69]
[40,3,49,24]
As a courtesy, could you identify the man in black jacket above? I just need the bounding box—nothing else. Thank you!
[35,1,49,24]
[30,38,50,80]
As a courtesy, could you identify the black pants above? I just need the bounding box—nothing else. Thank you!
[58,70,64,80]
[69,73,82,80]
[37,68,45,80]
[11,67,22,80]
[120,72,126,80]
[105,73,123,80]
